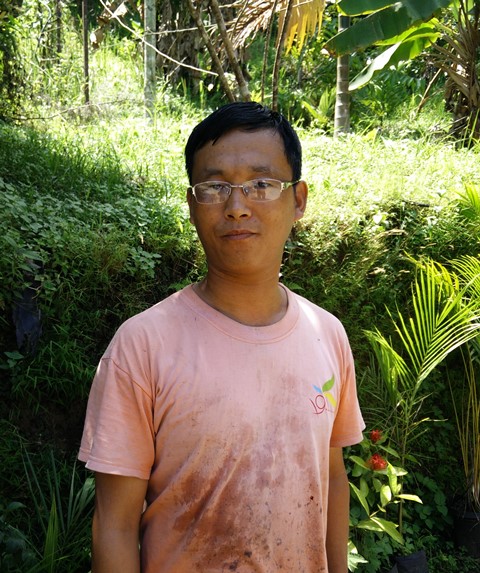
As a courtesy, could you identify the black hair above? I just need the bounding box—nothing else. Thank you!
[185,101,302,183]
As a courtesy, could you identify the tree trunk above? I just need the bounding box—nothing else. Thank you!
[334,15,350,136]
[55,0,62,60]
[82,0,89,104]
[144,0,156,119]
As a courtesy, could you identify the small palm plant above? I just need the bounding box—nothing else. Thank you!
[364,255,480,534]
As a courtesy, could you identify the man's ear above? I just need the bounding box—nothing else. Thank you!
[293,181,308,221]
[186,188,195,225]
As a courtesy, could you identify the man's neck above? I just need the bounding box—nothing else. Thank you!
[193,274,288,327]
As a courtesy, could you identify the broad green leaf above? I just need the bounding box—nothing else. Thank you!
[348,553,369,567]
[376,20,439,45]
[350,455,371,470]
[348,539,369,567]
[350,482,371,515]
[349,24,440,90]
[325,0,453,56]
[380,484,392,506]
[360,476,370,497]
[398,494,423,503]
[339,0,453,16]
[21,249,43,260]
[387,463,400,495]
[356,516,404,544]
[390,466,407,477]
[349,43,401,90]
[356,518,385,532]
[370,516,404,544]
[372,477,382,492]
[339,0,398,16]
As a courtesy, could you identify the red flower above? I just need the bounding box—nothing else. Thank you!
[368,453,388,471]
[370,429,382,444]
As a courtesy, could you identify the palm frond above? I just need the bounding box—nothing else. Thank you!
[364,329,411,407]
[451,254,480,302]
[458,183,480,222]
[231,0,275,49]
[232,0,325,52]
[278,0,325,53]
[392,259,480,391]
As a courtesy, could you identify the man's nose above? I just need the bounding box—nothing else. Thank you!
[224,187,252,219]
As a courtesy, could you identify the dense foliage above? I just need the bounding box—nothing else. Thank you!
[1,3,480,572]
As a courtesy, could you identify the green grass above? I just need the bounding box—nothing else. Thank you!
[302,131,480,223]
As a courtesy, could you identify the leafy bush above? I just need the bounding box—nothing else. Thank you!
[0,123,196,448]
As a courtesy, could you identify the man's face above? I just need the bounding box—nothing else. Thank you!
[187,128,307,281]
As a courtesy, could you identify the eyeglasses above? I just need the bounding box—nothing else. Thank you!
[189,179,299,204]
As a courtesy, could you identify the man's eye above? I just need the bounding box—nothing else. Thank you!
[253,179,273,190]
[209,184,229,192]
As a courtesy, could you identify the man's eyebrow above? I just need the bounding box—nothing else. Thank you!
[251,166,274,174]
[202,166,274,178]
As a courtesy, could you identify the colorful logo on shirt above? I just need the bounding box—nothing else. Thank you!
[310,375,337,415]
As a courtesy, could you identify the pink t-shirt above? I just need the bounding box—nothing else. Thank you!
[79,285,364,573]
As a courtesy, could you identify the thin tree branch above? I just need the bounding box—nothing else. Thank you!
[208,0,251,101]
[261,0,278,103]
[272,0,294,110]
[185,0,236,101]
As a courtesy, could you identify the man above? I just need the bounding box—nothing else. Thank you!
[79,101,365,573]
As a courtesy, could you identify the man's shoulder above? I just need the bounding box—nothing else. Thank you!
[288,288,344,327]
[115,285,194,337]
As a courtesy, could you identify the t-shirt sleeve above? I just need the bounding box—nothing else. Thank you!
[78,325,155,479]
[329,326,365,448]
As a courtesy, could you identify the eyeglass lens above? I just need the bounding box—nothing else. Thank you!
[193,179,285,204]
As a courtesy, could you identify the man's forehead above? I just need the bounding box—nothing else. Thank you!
[200,126,280,148]
[201,164,275,177]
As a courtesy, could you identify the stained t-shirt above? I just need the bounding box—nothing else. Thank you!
[79,285,365,573]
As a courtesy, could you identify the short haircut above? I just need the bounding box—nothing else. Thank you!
[185,101,302,183]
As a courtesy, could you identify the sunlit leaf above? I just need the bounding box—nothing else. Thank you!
[350,482,371,515]
[350,25,441,90]
[356,516,404,544]
[325,0,453,56]
[380,484,392,506]
[398,493,423,503]
[370,516,404,544]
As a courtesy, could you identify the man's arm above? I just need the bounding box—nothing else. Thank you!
[92,472,149,573]
[326,447,350,573]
